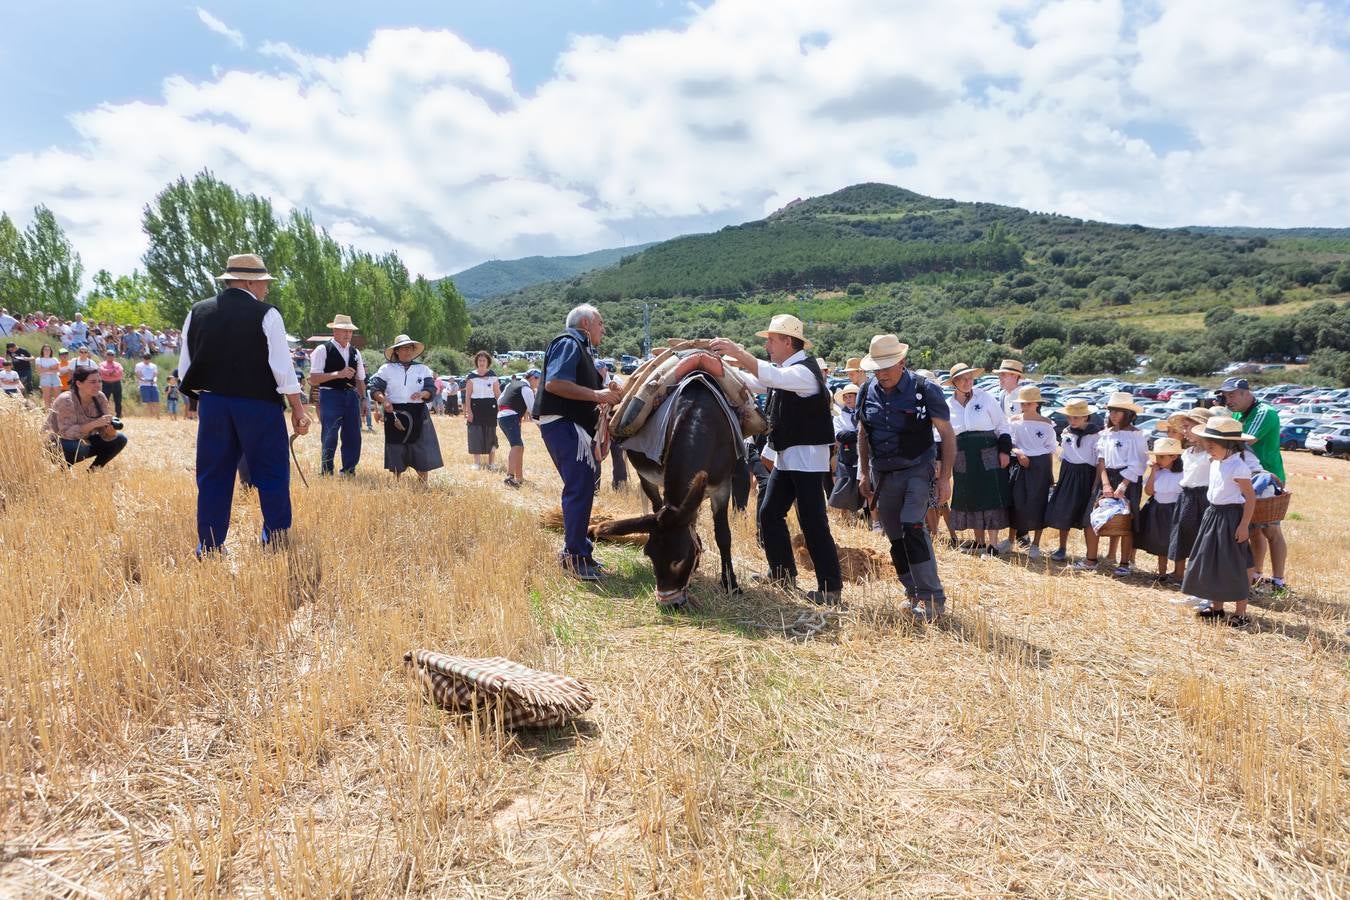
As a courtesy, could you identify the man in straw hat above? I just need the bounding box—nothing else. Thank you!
[712,315,843,605]
[308,314,366,476]
[991,358,1028,420]
[855,334,956,619]
[534,304,625,581]
[1216,377,1288,593]
[842,357,866,387]
[179,253,310,554]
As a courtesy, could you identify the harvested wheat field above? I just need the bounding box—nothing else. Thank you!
[1,402,1347,897]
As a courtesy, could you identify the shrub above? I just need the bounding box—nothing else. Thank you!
[845,282,865,296]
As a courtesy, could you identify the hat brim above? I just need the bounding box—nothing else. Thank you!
[833,388,859,405]
[1106,401,1144,414]
[993,368,1028,377]
[385,341,425,360]
[327,322,359,331]
[860,352,905,371]
[942,368,985,384]
[754,329,812,350]
[215,271,276,281]
[1190,424,1257,442]
[1051,405,1096,417]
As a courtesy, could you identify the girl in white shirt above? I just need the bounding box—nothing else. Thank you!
[1045,400,1102,562]
[1079,392,1149,575]
[1182,417,1257,627]
[464,350,501,470]
[1006,385,1056,558]
[1136,438,1184,581]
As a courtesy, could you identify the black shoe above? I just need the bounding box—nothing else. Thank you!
[1195,605,1225,619]
[803,589,843,607]
[1228,614,1252,628]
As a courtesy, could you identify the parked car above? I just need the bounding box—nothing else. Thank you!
[1278,414,1324,429]
[619,354,640,374]
[1280,424,1315,450]
[1306,424,1350,454]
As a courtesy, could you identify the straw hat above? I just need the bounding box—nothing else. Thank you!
[992,358,1027,378]
[215,253,275,282]
[1163,407,1212,431]
[1014,385,1043,404]
[816,357,830,373]
[1191,416,1256,443]
[1104,391,1143,414]
[943,362,984,384]
[1053,398,1096,418]
[1209,405,1232,418]
[860,334,909,371]
[327,314,359,331]
[1150,437,1183,457]
[915,368,937,381]
[842,357,864,373]
[834,383,860,406]
[385,334,425,361]
[755,314,812,350]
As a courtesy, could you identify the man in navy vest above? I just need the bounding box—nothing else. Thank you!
[534,304,623,580]
[856,334,956,620]
[712,315,843,606]
[179,253,309,555]
[308,314,366,476]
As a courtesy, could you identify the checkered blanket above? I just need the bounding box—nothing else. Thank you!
[403,650,595,729]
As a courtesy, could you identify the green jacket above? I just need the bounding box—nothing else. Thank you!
[1234,401,1285,482]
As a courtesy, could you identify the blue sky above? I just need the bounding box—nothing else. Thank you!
[3,0,1350,282]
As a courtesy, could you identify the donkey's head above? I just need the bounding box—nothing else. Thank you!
[596,471,708,607]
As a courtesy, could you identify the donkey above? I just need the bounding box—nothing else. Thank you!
[597,377,742,610]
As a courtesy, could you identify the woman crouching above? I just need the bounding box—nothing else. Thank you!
[369,334,443,484]
[45,367,128,469]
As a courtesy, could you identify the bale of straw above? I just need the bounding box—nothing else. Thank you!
[792,533,889,582]
[538,506,649,546]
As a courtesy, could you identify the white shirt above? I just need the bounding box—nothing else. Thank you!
[0,369,20,390]
[949,386,1010,436]
[0,313,16,335]
[67,321,88,343]
[1010,416,1056,456]
[738,350,830,472]
[833,406,857,435]
[1098,428,1148,483]
[310,340,366,384]
[178,290,301,396]
[498,383,535,417]
[1150,467,1184,504]
[996,385,1022,420]
[35,356,59,374]
[372,362,435,405]
[1208,452,1252,506]
[1179,446,1212,489]
[134,361,158,387]
[466,372,498,399]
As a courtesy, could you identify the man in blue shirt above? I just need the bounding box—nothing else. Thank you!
[534,304,623,580]
[857,334,956,620]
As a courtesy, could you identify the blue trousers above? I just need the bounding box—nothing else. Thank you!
[318,388,361,474]
[196,393,291,552]
[540,419,596,563]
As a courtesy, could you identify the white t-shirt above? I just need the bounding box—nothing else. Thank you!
[1010,416,1056,456]
[1178,446,1212,489]
[0,369,21,391]
[134,362,158,387]
[466,372,497,399]
[1150,467,1184,504]
[35,356,60,375]
[1207,452,1252,506]
[497,383,536,418]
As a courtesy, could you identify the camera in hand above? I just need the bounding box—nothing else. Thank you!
[109,417,124,431]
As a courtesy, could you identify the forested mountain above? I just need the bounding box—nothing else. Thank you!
[446,242,656,301]
[470,183,1350,385]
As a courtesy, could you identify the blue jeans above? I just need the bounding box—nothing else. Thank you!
[59,433,127,468]
[540,419,596,564]
[196,393,291,553]
[318,388,362,474]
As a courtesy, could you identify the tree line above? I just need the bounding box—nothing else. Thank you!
[1,170,470,350]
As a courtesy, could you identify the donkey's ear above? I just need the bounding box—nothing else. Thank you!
[674,471,709,525]
[596,514,658,538]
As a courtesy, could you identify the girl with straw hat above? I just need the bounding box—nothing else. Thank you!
[1045,398,1102,562]
[368,335,443,483]
[1137,438,1184,583]
[1075,391,1148,575]
[1166,408,1215,588]
[827,383,863,515]
[1182,416,1258,627]
[464,350,501,470]
[1006,384,1055,558]
[943,362,1011,553]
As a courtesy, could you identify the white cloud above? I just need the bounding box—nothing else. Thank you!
[197,8,246,49]
[4,0,1350,284]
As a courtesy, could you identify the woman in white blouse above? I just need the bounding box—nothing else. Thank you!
[368,335,443,483]
[944,363,1012,552]
[463,350,501,470]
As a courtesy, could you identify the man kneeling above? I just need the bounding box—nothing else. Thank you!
[856,335,955,620]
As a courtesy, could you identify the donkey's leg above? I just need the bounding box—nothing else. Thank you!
[711,482,739,594]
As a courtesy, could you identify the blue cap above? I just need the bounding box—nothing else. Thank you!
[526,368,541,377]
[1218,377,1250,392]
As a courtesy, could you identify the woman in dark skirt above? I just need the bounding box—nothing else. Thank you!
[945,363,1012,551]
[1077,392,1148,575]
[828,384,863,515]
[1167,409,1215,583]
[1182,416,1258,626]
[1046,399,1102,562]
[1007,385,1055,556]
[369,335,444,483]
[464,350,501,470]
[1136,438,1183,581]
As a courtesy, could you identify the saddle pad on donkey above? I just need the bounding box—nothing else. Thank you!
[619,372,746,465]
[611,349,766,439]
[404,650,595,729]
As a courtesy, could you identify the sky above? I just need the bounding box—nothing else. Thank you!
[3,0,1350,283]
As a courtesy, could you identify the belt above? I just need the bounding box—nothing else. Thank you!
[319,385,354,391]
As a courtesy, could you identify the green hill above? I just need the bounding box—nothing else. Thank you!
[469,184,1350,385]
[446,243,656,301]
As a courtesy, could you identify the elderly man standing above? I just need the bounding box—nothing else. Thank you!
[712,315,843,606]
[535,304,624,580]
[180,253,309,554]
[856,335,956,620]
[1218,377,1289,592]
[309,314,366,476]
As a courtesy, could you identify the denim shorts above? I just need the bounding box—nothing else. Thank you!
[497,413,523,447]
[139,385,160,403]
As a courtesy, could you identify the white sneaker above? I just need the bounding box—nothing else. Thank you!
[470,463,481,471]
[1026,546,1042,559]
[994,539,1012,554]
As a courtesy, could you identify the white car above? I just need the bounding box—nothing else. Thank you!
[1305,424,1350,454]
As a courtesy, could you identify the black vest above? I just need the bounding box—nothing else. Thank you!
[534,331,603,434]
[180,288,284,406]
[858,372,935,471]
[766,355,833,451]
[500,379,529,415]
[321,340,357,390]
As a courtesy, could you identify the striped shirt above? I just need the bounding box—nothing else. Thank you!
[1233,401,1284,482]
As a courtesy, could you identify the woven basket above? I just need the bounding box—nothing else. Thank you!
[1096,513,1133,537]
[1254,491,1292,523]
